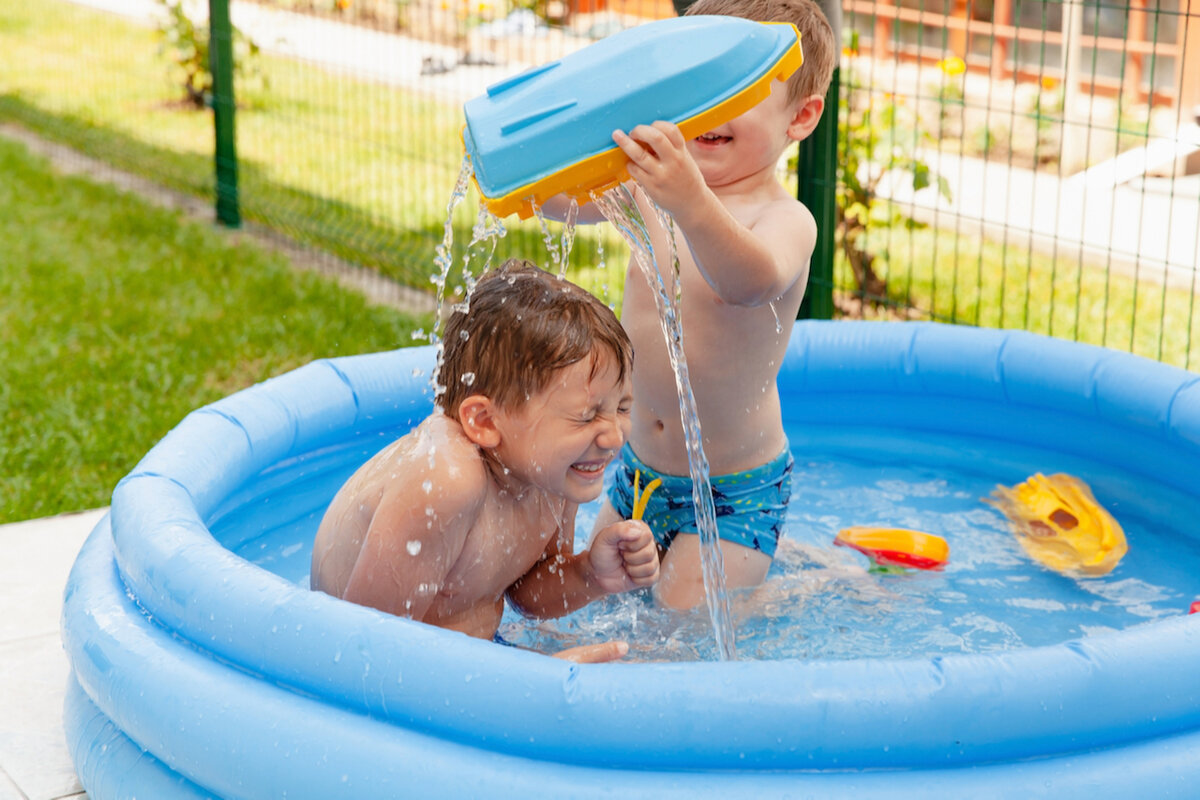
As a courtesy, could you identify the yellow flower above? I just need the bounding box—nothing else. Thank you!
[1041,75,1058,90]
[842,46,858,58]
[937,56,966,77]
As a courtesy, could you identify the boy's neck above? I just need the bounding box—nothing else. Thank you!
[704,145,793,199]
[481,448,533,501]
[707,163,788,201]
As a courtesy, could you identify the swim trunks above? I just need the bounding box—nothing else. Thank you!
[607,444,793,558]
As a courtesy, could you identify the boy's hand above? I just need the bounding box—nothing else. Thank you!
[613,122,707,218]
[552,641,630,663]
[587,519,660,594]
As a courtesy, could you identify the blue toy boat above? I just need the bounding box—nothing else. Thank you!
[462,15,804,219]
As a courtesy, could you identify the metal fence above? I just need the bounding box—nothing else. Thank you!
[2,0,1197,367]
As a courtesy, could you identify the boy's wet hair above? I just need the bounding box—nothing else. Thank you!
[686,0,836,104]
[438,259,633,420]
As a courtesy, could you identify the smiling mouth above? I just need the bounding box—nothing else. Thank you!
[571,459,608,477]
[696,132,732,145]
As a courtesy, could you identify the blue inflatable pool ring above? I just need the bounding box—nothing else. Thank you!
[61,321,1200,798]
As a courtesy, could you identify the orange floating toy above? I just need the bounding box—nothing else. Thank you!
[834,527,950,572]
[985,473,1127,576]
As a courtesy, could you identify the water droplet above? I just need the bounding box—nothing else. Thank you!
[421,479,433,493]
[406,540,422,556]
[459,329,470,341]
[461,372,476,386]
[412,367,424,378]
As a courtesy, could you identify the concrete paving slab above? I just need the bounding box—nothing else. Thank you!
[0,509,103,800]
[0,636,85,800]
[0,511,103,643]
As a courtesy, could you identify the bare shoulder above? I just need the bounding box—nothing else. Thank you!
[396,414,490,512]
[755,192,817,246]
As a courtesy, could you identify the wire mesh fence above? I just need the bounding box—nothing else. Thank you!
[1,0,1197,366]
[834,0,1200,369]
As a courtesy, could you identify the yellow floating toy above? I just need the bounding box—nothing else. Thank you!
[834,527,949,572]
[985,473,1127,576]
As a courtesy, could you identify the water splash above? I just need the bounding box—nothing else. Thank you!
[429,155,475,403]
[430,159,508,404]
[593,185,738,662]
[768,301,783,334]
[531,199,580,279]
[459,203,507,310]
[557,199,580,279]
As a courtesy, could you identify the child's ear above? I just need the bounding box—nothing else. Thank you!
[458,395,502,448]
[786,95,825,142]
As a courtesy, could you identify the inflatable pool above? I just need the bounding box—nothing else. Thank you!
[62,320,1200,798]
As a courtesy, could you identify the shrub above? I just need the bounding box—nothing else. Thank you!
[155,0,266,109]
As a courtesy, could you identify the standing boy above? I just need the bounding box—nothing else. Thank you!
[588,0,838,608]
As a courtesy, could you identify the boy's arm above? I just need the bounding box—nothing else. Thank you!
[506,508,659,619]
[614,122,815,307]
[342,459,484,619]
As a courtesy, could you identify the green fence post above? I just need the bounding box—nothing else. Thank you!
[796,70,838,320]
[797,0,840,320]
[209,0,240,227]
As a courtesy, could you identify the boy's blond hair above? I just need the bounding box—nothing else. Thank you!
[686,0,836,103]
[438,259,633,420]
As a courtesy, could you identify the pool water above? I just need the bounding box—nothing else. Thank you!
[222,423,1200,665]
[496,451,1200,662]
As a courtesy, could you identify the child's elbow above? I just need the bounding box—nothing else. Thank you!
[723,275,794,307]
[504,582,544,620]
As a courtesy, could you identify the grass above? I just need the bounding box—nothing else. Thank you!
[0,0,629,300]
[837,222,1200,370]
[7,0,1196,363]
[0,135,430,524]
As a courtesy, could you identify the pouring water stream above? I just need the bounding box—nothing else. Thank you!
[591,185,738,661]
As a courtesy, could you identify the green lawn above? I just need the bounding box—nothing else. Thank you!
[0,135,430,524]
[839,223,1200,370]
[0,0,629,299]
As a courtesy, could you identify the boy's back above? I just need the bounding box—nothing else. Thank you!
[312,413,569,639]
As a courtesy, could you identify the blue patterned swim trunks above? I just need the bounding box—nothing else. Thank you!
[607,444,793,558]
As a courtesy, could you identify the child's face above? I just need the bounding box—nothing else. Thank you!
[492,352,632,504]
[686,78,799,188]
